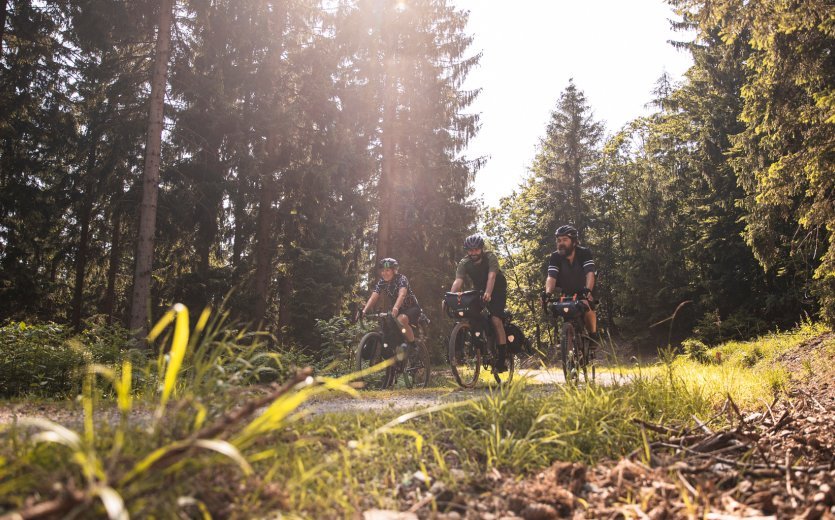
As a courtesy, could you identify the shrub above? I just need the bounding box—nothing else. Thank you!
[682,338,713,364]
[0,321,130,398]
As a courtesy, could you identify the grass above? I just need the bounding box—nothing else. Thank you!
[0,310,829,518]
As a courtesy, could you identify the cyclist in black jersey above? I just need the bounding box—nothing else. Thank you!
[448,234,509,373]
[543,225,598,336]
[361,258,421,356]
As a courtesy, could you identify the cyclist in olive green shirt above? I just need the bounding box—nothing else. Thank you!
[448,234,509,372]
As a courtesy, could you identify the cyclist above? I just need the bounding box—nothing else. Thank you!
[448,234,509,373]
[543,225,597,337]
[361,258,421,358]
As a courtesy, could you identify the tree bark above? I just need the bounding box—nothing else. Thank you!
[104,208,121,325]
[128,0,174,339]
[71,143,99,331]
[252,174,276,324]
[1,0,7,56]
[375,22,397,262]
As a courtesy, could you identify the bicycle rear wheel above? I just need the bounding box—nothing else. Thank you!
[356,332,392,389]
[448,321,481,388]
[560,322,579,384]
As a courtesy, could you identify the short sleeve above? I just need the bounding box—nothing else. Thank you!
[455,258,468,279]
[487,252,500,273]
[581,248,595,274]
[397,274,409,290]
[372,278,384,293]
[547,252,560,279]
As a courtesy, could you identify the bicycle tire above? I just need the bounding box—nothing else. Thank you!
[448,321,481,388]
[561,322,579,384]
[356,332,392,389]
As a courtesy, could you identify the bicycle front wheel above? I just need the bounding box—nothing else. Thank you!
[356,332,391,389]
[560,322,579,384]
[401,339,431,388]
[448,321,481,388]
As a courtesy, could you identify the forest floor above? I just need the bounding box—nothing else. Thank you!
[369,332,835,520]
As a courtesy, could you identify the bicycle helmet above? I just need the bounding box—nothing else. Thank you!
[462,234,485,250]
[377,257,399,269]
[554,225,578,241]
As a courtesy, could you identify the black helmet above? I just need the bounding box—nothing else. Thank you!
[554,225,578,241]
[377,257,399,269]
[463,234,485,250]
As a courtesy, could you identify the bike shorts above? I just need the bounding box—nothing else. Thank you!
[486,290,507,319]
[400,306,422,327]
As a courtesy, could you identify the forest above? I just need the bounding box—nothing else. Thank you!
[1,1,834,518]
[1,0,832,350]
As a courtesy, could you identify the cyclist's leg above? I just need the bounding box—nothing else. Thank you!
[583,301,597,334]
[487,291,508,372]
[396,312,416,342]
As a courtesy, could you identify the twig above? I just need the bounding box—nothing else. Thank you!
[407,492,436,513]
[796,389,827,413]
[632,418,679,435]
[0,489,85,520]
[677,470,699,498]
[785,452,798,509]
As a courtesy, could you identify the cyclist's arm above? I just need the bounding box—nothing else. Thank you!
[545,276,558,295]
[485,271,496,299]
[393,287,407,312]
[585,272,595,295]
[582,250,596,298]
[362,292,380,314]
[449,277,465,293]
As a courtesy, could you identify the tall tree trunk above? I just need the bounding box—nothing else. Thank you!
[252,175,276,324]
[129,0,174,339]
[375,25,397,262]
[277,274,293,339]
[1,0,7,56]
[71,201,92,330]
[71,144,98,331]
[104,208,122,325]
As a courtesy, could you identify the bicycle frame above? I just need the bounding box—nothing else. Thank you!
[546,295,594,384]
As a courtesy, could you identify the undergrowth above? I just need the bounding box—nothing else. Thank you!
[0,310,828,518]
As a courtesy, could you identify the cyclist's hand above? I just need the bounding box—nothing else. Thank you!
[581,287,593,301]
[482,292,492,303]
[391,306,400,318]
[441,299,447,313]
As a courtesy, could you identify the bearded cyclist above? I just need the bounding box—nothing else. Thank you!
[543,225,598,338]
[448,234,509,373]
[361,258,421,359]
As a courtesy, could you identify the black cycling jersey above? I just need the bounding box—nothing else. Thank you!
[547,246,595,296]
[373,273,419,310]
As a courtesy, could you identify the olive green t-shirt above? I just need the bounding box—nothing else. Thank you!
[455,251,506,292]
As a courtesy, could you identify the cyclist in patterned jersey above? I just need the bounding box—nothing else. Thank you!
[448,234,510,373]
[361,258,422,357]
[543,225,597,336]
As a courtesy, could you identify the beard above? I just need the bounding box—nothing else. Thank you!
[468,252,483,262]
[558,243,575,256]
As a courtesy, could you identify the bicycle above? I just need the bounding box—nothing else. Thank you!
[355,311,431,389]
[544,293,595,384]
[443,290,516,388]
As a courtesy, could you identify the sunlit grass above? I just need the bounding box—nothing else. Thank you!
[2,312,829,517]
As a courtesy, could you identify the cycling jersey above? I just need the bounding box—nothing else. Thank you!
[547,246,595,296]
[373,273,419,310]
[456,251,507,318]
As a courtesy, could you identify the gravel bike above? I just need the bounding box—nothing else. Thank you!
[443,290,519,388]
[544,294,595,384]
[355,311,431,389]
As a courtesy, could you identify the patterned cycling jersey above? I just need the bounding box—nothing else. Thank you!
[373,273,419,309]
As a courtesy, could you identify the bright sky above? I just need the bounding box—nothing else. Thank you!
[452,0,695,207]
